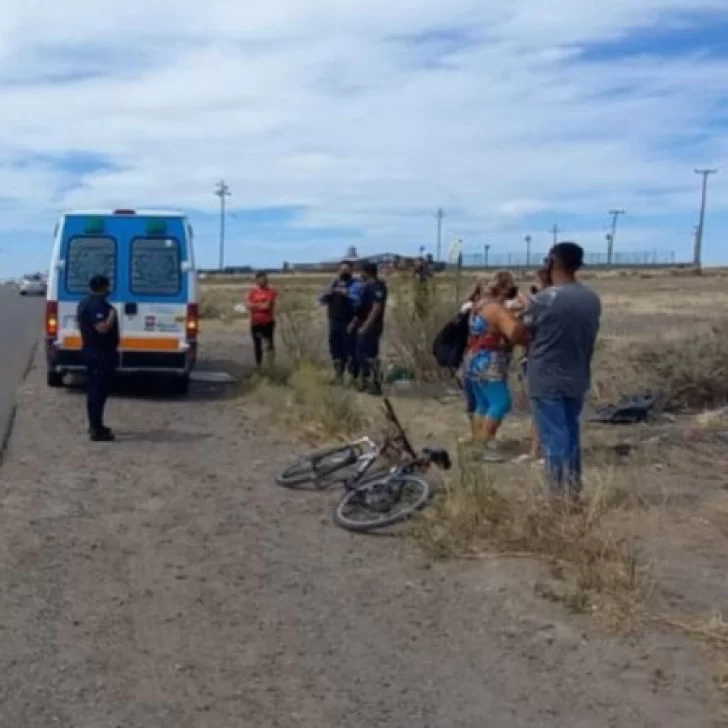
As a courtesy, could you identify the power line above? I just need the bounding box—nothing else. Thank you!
[694,169,718,270]
[435,208,445,261]
[607,209,625,266]
[214,180,231,270]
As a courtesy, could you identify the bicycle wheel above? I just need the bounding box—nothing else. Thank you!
[276,444,360,489]
[333,474,432,532]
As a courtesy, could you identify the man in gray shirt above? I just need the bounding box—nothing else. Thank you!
[524,242,601,498]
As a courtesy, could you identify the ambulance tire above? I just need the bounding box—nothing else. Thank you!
[47,371,64,388]
[170,374,190,396]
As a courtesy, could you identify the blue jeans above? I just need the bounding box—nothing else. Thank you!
[530,395,584,495]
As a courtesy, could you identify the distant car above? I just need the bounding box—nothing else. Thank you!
[19,275,47,296]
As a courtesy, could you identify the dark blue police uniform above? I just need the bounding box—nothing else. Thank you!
[77,294,119,436]
[319,277,363,379]
[356,278,387,391]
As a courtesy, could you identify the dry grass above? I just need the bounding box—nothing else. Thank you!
[411,454,652,624]
[661,612,728,649]
[591,320,728,410]
[247,365,370,444]
[386,275,460,381]
[658,612,728,708]
[214,268,728,651]
[200,285,247,321]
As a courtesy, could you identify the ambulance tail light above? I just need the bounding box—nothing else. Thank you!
[186,303,199,340]
[46,301,59,338]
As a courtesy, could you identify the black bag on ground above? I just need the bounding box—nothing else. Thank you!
[588,393,656,425]
[432,312,469,370]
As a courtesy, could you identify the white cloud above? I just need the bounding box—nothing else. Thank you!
[0,0,726,269]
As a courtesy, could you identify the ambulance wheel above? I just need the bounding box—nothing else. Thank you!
[170,374,190,396]
[47,371,64,388]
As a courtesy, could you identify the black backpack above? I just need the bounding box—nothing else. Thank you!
[432,312,469,370]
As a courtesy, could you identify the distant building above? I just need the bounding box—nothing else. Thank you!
[290,252,424,273]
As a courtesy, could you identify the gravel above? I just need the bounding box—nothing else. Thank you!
[0,331,719,727]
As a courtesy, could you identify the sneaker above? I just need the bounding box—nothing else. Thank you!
[89,429,115,442]
[480,442,505,463]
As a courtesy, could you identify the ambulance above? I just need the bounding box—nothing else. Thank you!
[45,210,199,393]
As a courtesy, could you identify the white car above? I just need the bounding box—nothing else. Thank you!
[19,275,47,296]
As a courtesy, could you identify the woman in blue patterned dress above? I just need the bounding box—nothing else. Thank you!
[463,271,530,461]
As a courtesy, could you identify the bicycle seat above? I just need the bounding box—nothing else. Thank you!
[423,447,452,470]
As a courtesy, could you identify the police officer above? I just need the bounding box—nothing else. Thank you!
[319,260,363,384]
[350,260,387,395]
[77,275,119,441]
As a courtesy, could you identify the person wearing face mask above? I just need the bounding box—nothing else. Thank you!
[77,275,119,442]
[462,270,530,461]
[319,260,363,383]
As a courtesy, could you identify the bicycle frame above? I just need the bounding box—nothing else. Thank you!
[346,436,378,455]
[382,397,417,459]
[340,398,420,489]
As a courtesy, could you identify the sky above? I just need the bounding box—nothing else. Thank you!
[0,0,727,275]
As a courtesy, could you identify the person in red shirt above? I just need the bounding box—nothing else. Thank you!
[246,271,277,368]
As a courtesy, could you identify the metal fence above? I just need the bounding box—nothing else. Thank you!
[459,249,682,269]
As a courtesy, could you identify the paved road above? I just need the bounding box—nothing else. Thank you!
[0,286,43,450]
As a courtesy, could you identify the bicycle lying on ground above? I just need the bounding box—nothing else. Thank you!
[276,398,451,533]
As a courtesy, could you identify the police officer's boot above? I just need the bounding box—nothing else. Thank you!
[329,360,345,385]
[89,429,115,442]
[366,360,383,396]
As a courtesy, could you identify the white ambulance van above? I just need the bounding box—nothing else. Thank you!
[45,209,199,394]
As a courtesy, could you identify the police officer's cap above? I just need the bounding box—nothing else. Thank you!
[89,275,111,292]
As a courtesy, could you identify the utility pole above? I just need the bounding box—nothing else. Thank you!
[483,244,491,268]
[524,235,532,268]
[550,224,559,246]
[214,180,231,270]
[607,209,625,266]
[694,169,718,270]
[435,208,445,261]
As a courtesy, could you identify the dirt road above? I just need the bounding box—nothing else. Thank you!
[0,335,720,727]
[0,286,42,454]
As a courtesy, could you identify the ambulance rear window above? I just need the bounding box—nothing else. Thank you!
[131,237,181,296]
[66,237,117,294]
